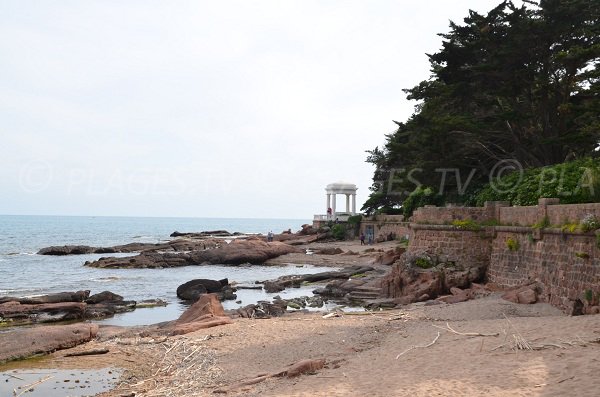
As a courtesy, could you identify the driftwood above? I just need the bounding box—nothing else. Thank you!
[13,375,53,397]
[214,358,326,393]
[396,332,441,359]
[64,348,109,357]
[432,322,499,337]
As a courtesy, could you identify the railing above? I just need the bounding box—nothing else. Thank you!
[313,214,352,222]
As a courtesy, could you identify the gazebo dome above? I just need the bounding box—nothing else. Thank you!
[326,181,358,194]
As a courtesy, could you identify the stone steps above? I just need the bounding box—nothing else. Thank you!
[346,286,383,300]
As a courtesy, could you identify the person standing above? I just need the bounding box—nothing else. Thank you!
[360,232,365,245]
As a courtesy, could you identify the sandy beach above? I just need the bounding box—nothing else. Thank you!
[2,235,599,397]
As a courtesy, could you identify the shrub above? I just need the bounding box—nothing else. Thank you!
[561,222,579,233]
[347,215,363,225]
[506,237,520,251]
[532,216,550,229]
[414,257,434,269]
[474,157,600,206]
[402,186,443,220]
[331,224,346,240]
[451,219,482,231]
[575,252,590,259]
[580,214,600,232]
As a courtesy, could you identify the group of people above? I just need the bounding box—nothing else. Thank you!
[267,231,274,242]
[359,232,373,245]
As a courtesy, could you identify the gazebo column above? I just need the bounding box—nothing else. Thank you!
[326,194,331,213]
[352,193,356,214]
[345,194,350,213]
[332,194,337,216]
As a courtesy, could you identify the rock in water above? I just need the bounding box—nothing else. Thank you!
[176,278,229,301]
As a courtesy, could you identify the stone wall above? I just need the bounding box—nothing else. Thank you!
[382,199,600,313]
[408,224,492,268]
[360,215,411,242]
[488,227,599,313]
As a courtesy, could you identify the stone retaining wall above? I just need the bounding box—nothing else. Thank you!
[383,199,600,313]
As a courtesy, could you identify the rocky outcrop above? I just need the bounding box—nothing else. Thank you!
[168,294,233,335]
[86,239,302,268]
[0,290,89,304]
[261,265,375,293]
[38,238,221,256]
[0,323,98,363]
[0,301,87,324]
[381,252,487,305]
[0,291,157,325]
[176,278,236,301]
[369,247,406,267]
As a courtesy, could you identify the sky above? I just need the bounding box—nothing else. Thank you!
[0,0,515,219]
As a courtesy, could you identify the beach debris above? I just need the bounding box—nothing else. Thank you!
[13,375,53,397]
[213,358,326,393]
[113,336,221,396]
[395,331,441,359]
[64,348,109,357]
[432,322,499,337]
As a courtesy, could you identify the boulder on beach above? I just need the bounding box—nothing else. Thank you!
[169,294,233,335]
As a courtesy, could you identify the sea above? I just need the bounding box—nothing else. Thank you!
[0,215,341,326]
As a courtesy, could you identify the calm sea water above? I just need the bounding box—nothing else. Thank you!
[0,215,338,325]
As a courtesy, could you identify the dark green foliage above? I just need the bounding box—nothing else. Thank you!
[584,289,594,303]
[414,257,434,269]
[347,215,363,225]
[364,0,600,213]
[475,158,600,206]
[331,224,346,240]
[402,187,443,220]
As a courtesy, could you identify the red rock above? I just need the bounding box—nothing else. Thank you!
[517,288,537,304]
[169,294,233,335]
[0,323,98,363]
[450,287,465,296]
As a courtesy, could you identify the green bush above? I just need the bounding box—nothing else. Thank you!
[451,219,482,231]
[414,257,434,269]
[347,215,362,225]
[402,186,443,220]
[331,224,346,240]
[506,237,520,251]
[580,214,600,232]
[532,216,550,229]
[474,158,600,206]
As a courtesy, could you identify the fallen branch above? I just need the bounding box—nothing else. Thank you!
[395,332,441,359]
[432,322,499,337]
[64,348,109,357]
[14,375,53,397]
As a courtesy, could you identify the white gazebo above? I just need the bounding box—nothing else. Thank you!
[314,181,358,224]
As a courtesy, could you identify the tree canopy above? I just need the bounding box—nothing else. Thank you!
[363,0,600,215]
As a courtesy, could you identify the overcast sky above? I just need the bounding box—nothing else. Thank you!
[1,0,513,219]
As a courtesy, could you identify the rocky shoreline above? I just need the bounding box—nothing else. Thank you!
[1,225,563,397]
